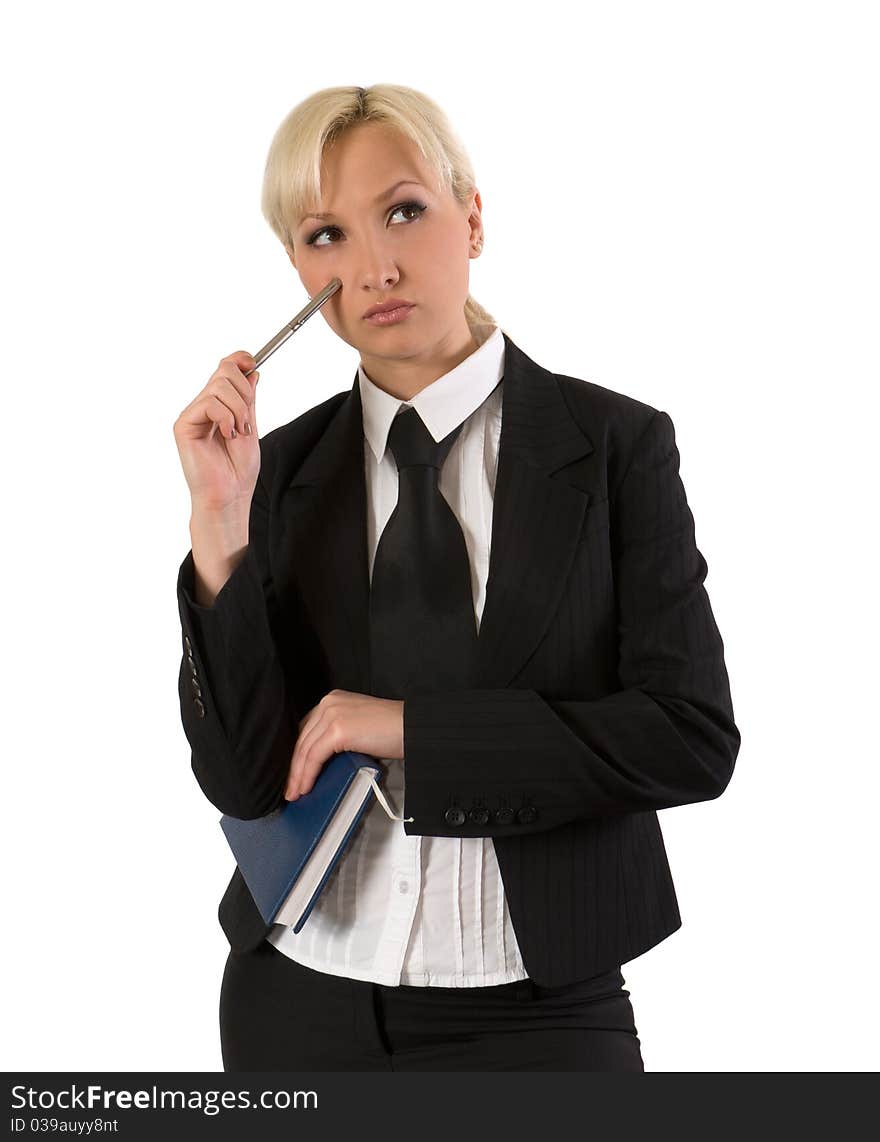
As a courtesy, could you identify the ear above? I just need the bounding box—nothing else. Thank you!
[466,189,484,245]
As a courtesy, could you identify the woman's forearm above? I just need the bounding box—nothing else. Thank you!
[189,502,251,607]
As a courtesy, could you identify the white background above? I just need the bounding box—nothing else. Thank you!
[2,0,877,1072]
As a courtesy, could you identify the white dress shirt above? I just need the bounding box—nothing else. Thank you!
[266,322,529,987]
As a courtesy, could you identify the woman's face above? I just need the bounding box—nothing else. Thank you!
[286,121,483,376]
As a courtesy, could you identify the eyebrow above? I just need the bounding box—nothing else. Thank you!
[298,180,426,227]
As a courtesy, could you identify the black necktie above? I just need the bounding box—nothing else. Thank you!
[369,406,478,700]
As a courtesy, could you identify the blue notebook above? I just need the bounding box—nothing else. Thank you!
[220,751,410,933]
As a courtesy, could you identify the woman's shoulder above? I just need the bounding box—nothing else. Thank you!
[554,368,660,437]
[505,331,663,452]
[549,366,668,496]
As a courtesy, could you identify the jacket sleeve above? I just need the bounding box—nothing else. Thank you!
[176,467,296,820]
[401,409,741,839]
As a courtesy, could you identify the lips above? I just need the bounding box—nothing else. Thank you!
[363,298,415,319]
[363,302,416,327]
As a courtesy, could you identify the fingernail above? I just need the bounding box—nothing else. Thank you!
[231,426,236,438]
[244,421,252,434]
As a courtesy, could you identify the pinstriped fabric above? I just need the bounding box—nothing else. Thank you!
[176,328,738,987]
[399,395,738,983]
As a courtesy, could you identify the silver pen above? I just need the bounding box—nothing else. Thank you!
[208,276,342,441]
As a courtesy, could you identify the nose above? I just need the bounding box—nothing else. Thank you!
[353,231,400,294]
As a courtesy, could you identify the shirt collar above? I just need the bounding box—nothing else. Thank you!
[359,323,505,465]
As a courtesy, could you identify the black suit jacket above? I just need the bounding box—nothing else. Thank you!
[176,331,740,987]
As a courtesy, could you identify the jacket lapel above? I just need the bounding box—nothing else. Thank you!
[280,332,595,694]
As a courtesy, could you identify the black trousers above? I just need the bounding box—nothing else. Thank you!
[219,940,645,1072]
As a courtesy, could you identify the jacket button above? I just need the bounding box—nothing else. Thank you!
[492,807,515,825]
[189,676,202,698]
[193,697,206,718]
[517,805,538,824]
[186,654,197,673]
[444,807,466,827]
[184,635,192,653]
[468,806,489,824]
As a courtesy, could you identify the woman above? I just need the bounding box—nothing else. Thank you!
[173,84,740,1072]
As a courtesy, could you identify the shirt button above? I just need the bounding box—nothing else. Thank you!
[398,880,409,894]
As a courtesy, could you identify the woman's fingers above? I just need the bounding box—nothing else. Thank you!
[173,350,263,512]
[206,379,257,440]
[286,707,333,799]
[175,354,258,441]
[202,393,238,441]
[205,369,258,440]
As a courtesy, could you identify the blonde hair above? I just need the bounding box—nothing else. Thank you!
[260,84,497,331]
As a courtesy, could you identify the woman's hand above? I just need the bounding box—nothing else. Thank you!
[285,690,405,800]
[173,350,262,514]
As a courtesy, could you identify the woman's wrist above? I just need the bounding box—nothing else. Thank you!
[189,503,250,607]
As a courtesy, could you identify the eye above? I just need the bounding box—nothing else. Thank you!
[305,201,427,247]
[389,200,427,226]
